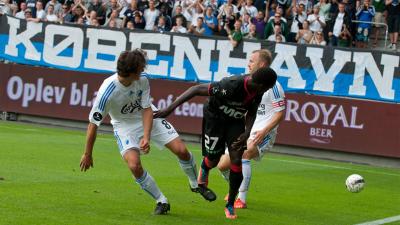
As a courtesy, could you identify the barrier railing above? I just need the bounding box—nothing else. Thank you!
[351,20,388,48]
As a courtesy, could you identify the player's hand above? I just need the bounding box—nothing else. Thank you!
[80,154,93,172]
[153,109,172,118]
[231,133,249,152]
[139,137,150,154]
[251,130,266,145]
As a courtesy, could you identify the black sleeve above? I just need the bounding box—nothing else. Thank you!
[208,77,236,98]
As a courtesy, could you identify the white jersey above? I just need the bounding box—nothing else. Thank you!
[89,74,151,129]
[251,81,286,133]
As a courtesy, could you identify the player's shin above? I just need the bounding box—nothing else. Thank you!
[198,157,212,186]
[135,170,168,204]
[178,152,198,189]
[238,159,251,203]
[227,164,243,206]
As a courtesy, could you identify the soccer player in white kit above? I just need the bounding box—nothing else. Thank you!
[217,49,286,209]
[80,50,215,215]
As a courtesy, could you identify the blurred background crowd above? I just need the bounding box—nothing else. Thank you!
[0,0,399,50]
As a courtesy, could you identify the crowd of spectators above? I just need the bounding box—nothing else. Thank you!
[0,0,399,50]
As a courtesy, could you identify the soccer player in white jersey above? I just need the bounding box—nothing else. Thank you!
[217,49,286,209]
[80,49,216,215]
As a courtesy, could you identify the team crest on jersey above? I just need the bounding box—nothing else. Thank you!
[121,101,143,114]
[93,112,103,121]
[211,87,219,94]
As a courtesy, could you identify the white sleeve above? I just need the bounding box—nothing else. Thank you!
[88,81,116,126]
[271,84,286,112]
[140,77,151,109]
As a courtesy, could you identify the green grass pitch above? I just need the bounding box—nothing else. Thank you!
[0,121,399,225]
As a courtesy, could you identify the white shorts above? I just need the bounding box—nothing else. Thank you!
[223,131,277,161]
[247,131,276,161]
[113,118,179,156]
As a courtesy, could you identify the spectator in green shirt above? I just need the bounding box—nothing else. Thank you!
[264,12,289,40]
[226,19,243,47]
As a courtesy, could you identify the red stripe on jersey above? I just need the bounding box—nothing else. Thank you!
[207,83,212,96]
[272,100,286,108]
[243,76,256,105]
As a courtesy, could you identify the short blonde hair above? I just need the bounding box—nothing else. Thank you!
[252,49,272,67]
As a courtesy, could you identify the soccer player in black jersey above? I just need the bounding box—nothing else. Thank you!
[155,49,276,219]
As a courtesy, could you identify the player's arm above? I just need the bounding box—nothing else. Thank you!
[80,123,97,171]
[252,110,284,145]
[253,85,286,144]
[81,81,112,171]
[243,103,259,138]
[231,103,259,151]
[154,83,209,118]
[140,107,153,154]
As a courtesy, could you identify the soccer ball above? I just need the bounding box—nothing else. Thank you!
[345,174,365,193]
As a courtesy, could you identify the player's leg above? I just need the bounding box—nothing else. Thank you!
[115,129,170,215]
[236,132,277,208]
[234,138,260,208]
[123,150,170,214]
[151,118,217,201]
[217,150,231,182]
[165,137,198,188]
[224,121,245,219]
[151,119,198,189]
[216,149,231,202]
[197,117,225,189]
[166,137,217,201]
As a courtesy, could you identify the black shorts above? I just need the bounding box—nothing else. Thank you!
[387,14,400,33]
[201,116,245,160]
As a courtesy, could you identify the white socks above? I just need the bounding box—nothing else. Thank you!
[178,152,198,189]
[136,170,168,203]
[238,159,251,202]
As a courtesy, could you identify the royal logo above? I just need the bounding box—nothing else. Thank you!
[285,99,365,145]
[285,100,364,129]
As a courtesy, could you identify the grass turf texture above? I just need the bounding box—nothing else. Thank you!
[0,121,399,225]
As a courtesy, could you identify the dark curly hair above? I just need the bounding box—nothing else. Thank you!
[117,49,147,77]
[252,67,277,89]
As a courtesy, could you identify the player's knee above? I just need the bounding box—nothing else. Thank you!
[246,142,257,152]
[243,149,257,159]
[175,145,190,160]
[242,151,251,159]
[216,154,230,171]
[177,151,190,161]
[167,139,191,160]
[127,161,143,174]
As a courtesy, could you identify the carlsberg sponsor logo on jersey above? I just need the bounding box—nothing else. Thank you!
[219,105,245,118]
[121,101,143,114]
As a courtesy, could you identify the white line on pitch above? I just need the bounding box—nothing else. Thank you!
[0,126,40,132]
[269,158,400,177]
[354,215,400,225]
